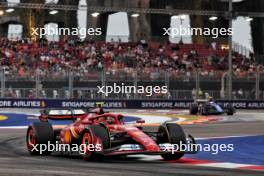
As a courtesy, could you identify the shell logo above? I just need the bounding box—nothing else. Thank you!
[0,115,8,121]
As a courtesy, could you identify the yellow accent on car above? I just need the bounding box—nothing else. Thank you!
[64,130,71,143]
[70,126,79,138]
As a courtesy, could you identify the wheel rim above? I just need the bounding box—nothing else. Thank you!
[27,128,36,151]
[81,132,92,158]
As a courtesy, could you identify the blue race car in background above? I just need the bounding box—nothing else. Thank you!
[189,99,235,115]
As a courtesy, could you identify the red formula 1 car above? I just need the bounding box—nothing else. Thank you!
[26,108,196,161]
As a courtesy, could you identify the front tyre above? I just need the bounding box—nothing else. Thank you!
[158,123,186,160]
[226,104,235,115]
[80,125,110,161]
[189,103,198,115]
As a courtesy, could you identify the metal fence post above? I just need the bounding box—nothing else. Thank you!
[35,68,40,98]
[101,69,106,99]
[1,68,5,98]
[256,66,260,100]
[68,68,73,99]
[195,70,200,98]
[165,71,170,99]
[221,72,228,99]
[227,0,233,99]
[134,70,138,99]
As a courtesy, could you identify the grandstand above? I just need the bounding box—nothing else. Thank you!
[0,38,260,100]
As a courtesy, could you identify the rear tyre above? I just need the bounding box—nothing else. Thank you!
[26,122,54,155]
[158,123,186,160]
[80,125,110,161]
[201,105,209,115]
[189,103,198,115]
[226,104,235,115]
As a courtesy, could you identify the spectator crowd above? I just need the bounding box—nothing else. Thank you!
[0,38,259,81]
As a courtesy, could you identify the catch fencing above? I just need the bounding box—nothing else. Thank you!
[0,68,263,100]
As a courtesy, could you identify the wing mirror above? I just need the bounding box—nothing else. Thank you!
[136,119,145,123]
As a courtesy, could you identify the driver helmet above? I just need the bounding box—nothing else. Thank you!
[106,116,115,124]
[208,96,213,102]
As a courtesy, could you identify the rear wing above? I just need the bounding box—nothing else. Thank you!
[40,109,87,120]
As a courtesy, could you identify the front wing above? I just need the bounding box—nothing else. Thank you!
[103,143,197,156]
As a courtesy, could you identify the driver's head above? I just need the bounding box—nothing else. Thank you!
[208,96,213,102]
[106,116,115,124]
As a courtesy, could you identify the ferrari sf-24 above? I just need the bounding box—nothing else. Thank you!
[26,108,196,161]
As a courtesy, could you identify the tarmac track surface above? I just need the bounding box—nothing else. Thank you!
[0,121,264,176]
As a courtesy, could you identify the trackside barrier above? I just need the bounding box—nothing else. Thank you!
[0,99,263,109]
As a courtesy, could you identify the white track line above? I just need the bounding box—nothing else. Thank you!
[0,126,28,129]
[196,162,252,169]
[196,134,263,140]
